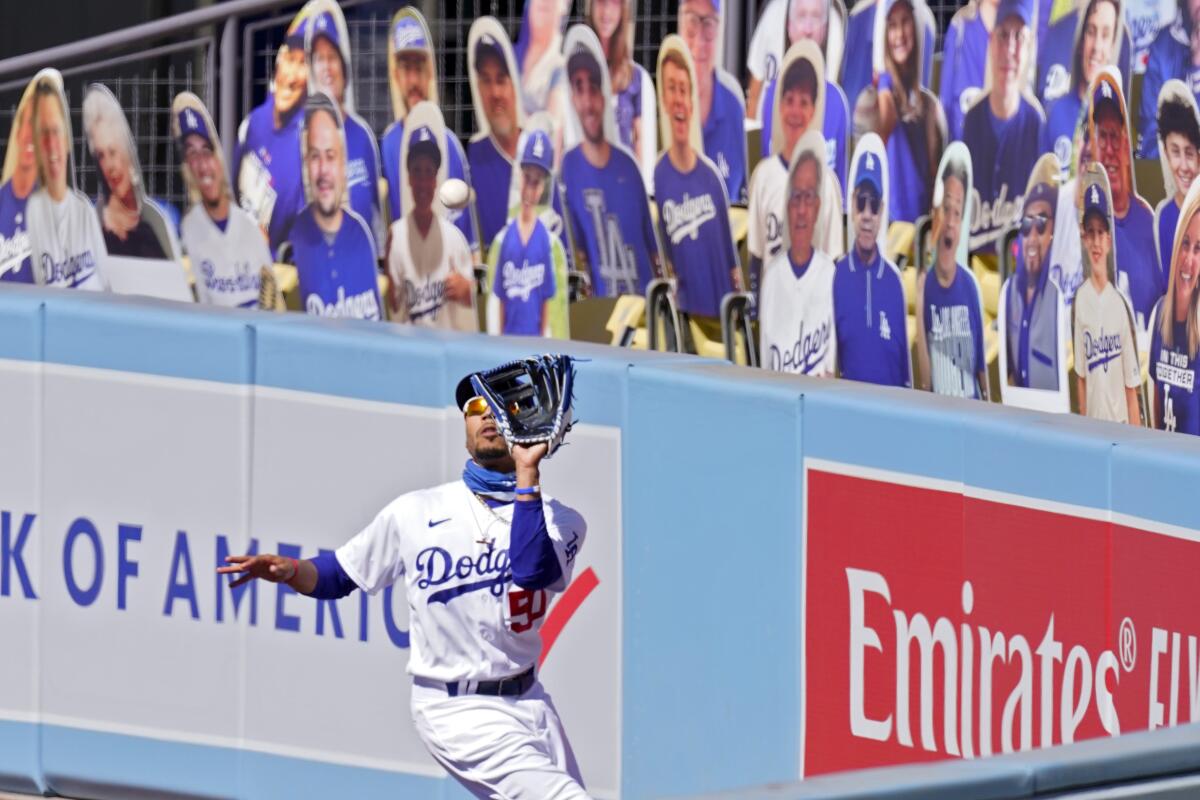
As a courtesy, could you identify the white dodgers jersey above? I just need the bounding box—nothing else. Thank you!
[388,214,478,332]
[26,189,107,291]
[759,248,838,376]
[747,155,787,261]
[181,205,272,308]
[335,482,586,683]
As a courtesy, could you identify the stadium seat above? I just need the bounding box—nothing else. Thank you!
[886,221,915,267]
[605,295,649,348]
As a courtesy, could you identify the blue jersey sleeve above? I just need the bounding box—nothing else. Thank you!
[509,498,562,590]
[938,22,963,139]
[309,549,358,600]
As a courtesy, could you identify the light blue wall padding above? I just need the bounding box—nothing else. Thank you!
[0,720,43,795]
[0,285,43,362]
[42,290,254,385]
[1110,433,1200,530]
[624,363,804,798]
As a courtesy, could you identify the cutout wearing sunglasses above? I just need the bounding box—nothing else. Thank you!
[855,191,881,215]
[1019,213,1049,237]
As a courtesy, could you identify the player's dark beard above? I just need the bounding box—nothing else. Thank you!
[474,438,510,463]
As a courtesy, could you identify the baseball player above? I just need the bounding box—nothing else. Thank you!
[916,151,989,399]
[1040,0,1123,172]
[1036,0,1132,112]
[841,0,936,119]
[759,130,839,375]
[758,5,851,191]
[0,78,37,283]
[870,0,945,224]
[940,0,1000,141]
[173,93,274,309]
[679,0,748,203]
[587,0,657,188]
[833,138,912,387]
[654,38,741,328]
[1137,0,1199,158]
[234,8,310,254]
[560,30,660,297]
[388,117,477,331]
[382,9,478,250]
[487,130,563,337]
[305,1,383,250]
[747,42,846,302]
[1154,82,1200,282]
[962,0,1045,253]
[1073,167,1143,424]
[217,374,589,798]
[1005,155,1066,390]
[1150,179,1200,433]
[288,93,382,321]
[468,21,525,251]
[1089,68,1163,334]
[24,70,107,291]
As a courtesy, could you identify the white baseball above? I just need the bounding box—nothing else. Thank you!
[439,178,472,210]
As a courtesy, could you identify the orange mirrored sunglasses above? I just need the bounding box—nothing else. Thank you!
[462,396,490,417]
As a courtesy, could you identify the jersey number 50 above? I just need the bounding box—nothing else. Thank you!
[508,588,548,633]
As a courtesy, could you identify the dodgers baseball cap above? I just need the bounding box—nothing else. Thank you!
[1083,179,1110,226]
[995,0,1033,28]
[567,43,602,86]
[407,124,442,168]
[456,374,481,410]
[474,33,509,75]
[392,15,428,52]
[1023,180,1057,214]
[284,13,312,49]
[311,11,341,50]
[1091,75,1124,124]
[853,149,883,196]
[520,130,553,174]
[176,106,211,145]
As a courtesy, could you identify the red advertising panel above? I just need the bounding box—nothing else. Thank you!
[803,462,1200,777]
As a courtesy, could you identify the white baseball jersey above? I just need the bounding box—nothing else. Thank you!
[181,205,272,308]
[747,0,786,83]
[388,214,477,331]
[759,248,838,375]
[1074,279,1141,423]
[334,481,586,684]
[747,154,787,262]
[26,188,107,290]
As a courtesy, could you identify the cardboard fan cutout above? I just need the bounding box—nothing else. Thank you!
[586,0,657,188]
[559,23,662,297]
[467,17,526,249]
[515,0,571,151]
[0,78,38,283]
[915,142,990,399]
[998,152,1071,412]
[388,100,478,332]
[1153,80,1200,284]
[653,35,741,321]
[173,91,278,309]
[25,68,107,291]
[758,129,840,376]
[83,84,179,262]
[844,132,890,253]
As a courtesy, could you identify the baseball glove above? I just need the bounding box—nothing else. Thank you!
[469,354,576,458]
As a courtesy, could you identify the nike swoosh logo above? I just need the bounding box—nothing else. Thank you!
[428,517,451,528]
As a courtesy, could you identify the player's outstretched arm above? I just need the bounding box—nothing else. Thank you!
[218,554,318,595]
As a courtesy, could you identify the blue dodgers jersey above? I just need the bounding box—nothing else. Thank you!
[841,0,935,112]
[1156,197,1180,285]
[963,97,1043,251]
[922,266,986,398]
[343,114,381,247]
[654,154,738,318]
[702,73,748,203]
[234,97,307,251]
[614,64,647,152]
[1150,297,1200,434]
[1041,92,1083,172]
[561,145,657,297]
[381,122,475,246]
[468,135,516,250]
[939,11,990,141]
[760,78,849,191]
[491,218,556,335]
[833,248,912,387]
[288,207,382,320]
[1116,199,1166,326]
[0,181,32,283]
